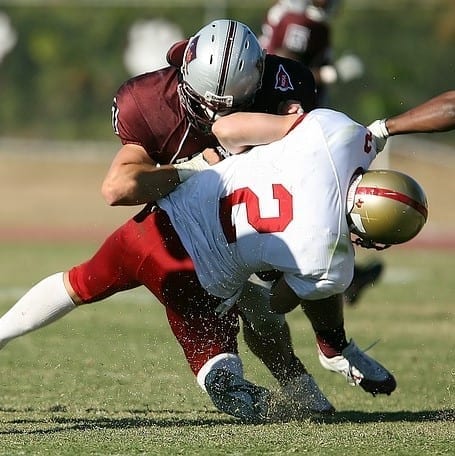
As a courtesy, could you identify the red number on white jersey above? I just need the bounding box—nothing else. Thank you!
[364,131,373,153]
[219,184,293,243]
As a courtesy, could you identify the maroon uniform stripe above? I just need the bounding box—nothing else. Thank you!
[356,186,428,220]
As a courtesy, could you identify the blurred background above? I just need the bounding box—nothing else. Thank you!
[0,0,454,242]
[0,0,453,142]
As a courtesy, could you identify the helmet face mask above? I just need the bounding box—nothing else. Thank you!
[179,20,265,131]
[347,170,428,249]
[178,80,245,131]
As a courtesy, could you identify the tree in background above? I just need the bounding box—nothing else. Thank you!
[0,1,453,143]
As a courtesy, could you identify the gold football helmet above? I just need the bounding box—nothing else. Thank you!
[348,170,428,248]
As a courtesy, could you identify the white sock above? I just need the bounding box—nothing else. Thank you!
[0,272,76,349]
[196,353,244,391]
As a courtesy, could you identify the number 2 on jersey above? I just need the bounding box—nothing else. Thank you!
[219,184,293,243]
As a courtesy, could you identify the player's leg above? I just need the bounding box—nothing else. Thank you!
[0,272,76,349]
[165,305,270,423]
[344,260,384,305]
[236,275,334,416]
[302,294,396,396]
[0,215,144,350]
[136,208,271,422]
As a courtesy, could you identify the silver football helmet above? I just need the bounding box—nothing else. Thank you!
[179,20,265,130]
[347,170,428,249]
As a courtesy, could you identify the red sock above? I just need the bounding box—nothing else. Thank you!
[315,326,348,358]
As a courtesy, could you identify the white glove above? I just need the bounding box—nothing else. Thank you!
[368,119,389,138]
[335,53,364,82]
[367,119,389,152]
[174,153,210,182]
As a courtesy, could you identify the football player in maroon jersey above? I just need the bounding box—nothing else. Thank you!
[0,29,451,420]
[105,19,329,417]
[259,0,364,107]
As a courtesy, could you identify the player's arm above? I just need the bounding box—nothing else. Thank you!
[101,143,180,206]
[387,90,455,134]
[102,144,218,206]
[212,109,303,154]
[369,90,455,140]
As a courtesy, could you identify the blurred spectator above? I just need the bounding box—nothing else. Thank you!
[0,11,17,63]
[124,18,183,76]
[259,0,363,106]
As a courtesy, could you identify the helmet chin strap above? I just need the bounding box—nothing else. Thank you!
[352,236,391,251]
[346,213,391,251]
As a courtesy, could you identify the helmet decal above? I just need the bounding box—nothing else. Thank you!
[275,64,294,92]
[182,35,199,76]
[354,197,364,209]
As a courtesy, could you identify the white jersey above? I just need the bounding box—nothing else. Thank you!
[158,109,378,301]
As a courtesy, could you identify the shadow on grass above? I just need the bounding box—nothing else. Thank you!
[0,407,453,434]
[327,409,455,424]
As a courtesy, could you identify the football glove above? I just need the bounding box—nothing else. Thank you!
[174,153,210,182]
[368,119,389,152]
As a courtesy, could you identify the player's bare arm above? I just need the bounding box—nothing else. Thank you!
[386,90,455,135]
[369,90,455,141]
[102,143,180,206]
[269,277,344,329]
[212,111,303,154]
[102,144,222,206]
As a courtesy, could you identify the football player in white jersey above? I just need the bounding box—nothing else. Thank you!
[0,106,431,422]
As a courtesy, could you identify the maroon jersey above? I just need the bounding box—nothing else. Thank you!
[261,11,332,68]
[111,46,316,165]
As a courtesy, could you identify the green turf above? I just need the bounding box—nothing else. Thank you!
[0,242,453,455]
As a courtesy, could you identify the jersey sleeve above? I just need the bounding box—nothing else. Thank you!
[111,82,151,147]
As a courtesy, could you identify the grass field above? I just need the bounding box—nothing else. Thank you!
[0,139,454,454]
[0,242,453,455]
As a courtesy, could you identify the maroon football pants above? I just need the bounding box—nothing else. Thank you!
[68,206,239,375]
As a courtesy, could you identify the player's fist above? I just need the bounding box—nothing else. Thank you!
[368,119,389,152]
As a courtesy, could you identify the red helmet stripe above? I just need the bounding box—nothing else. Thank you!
[356,186,428,221]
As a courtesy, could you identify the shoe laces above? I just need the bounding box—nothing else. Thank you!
[362,338,381,353]
[344,339,386,384]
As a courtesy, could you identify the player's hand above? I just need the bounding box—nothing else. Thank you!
[202,147,223,165]
[368,119,389,152]
[174,152,210,182]
[278,99,304,115]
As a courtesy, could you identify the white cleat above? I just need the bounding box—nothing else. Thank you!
[318,339,396,396]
